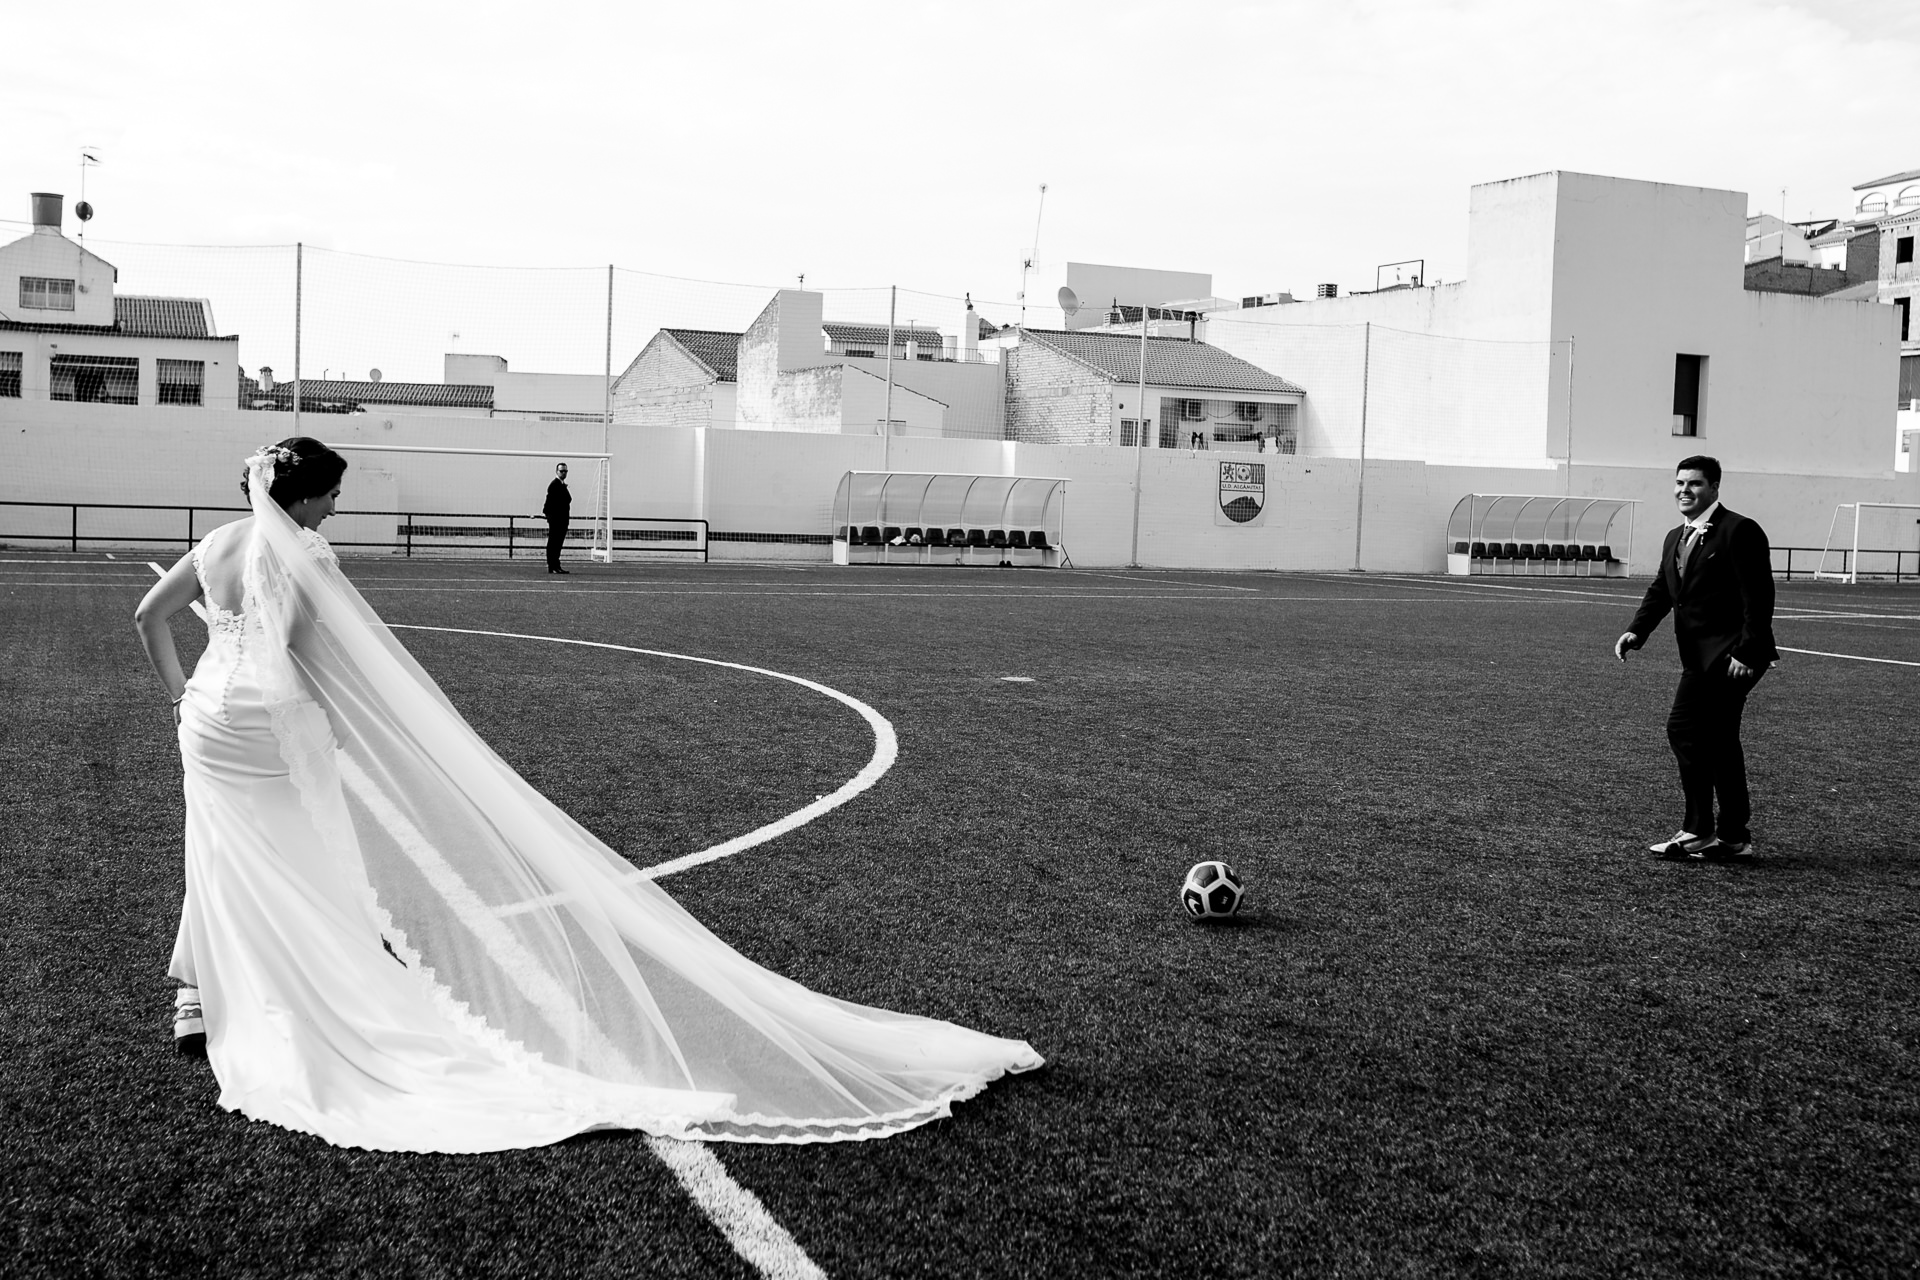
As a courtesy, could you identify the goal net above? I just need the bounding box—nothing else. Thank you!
[1813,502,1920,583]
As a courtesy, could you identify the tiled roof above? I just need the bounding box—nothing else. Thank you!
[1853,168,1920,190]
[116,296,212,337]
[0,294,231,340]
[823,321,946,348]
[253,380,494,409]
[664,329,742,382]
[1020,330,1304,395]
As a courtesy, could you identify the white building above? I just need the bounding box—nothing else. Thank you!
[0,193,239,409]
[442,353,608,421]
[1205,170,1903,478]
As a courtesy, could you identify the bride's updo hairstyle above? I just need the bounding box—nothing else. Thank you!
[240,437,349,510]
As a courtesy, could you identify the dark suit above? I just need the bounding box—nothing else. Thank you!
[1626,505,1780,843]
[543,478,571,571]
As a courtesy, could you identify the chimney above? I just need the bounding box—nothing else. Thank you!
[31,193,63,234]
[258,366,275,393]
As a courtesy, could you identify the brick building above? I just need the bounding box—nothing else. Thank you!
[1003,329,1304,450]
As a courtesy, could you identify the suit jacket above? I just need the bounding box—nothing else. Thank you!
[543,478,571,522]
[1628,505,1780,674]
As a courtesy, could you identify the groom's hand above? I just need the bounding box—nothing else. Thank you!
[1728,655,1757,679]
[1614,632,1640,661]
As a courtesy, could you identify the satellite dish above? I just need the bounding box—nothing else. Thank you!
[1057,285,1080,316]
[75,201,94,222]
[369,368,382,382]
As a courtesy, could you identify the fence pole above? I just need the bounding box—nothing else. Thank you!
[1352,321,1371,572]
[1564,333,1575,500]
[1129,308,1150,568]
[883,285,896,471]
[70,505,77,553]
[293,243,303,433]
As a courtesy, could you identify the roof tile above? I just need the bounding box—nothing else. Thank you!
[1020,330,1303,395]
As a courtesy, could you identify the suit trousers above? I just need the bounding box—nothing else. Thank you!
[545,518,567,570]
[1665,666,1764,842]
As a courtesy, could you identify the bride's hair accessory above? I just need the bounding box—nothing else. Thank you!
[241,437,349,509]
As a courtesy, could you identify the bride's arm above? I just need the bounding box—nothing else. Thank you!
[133,552,203,720]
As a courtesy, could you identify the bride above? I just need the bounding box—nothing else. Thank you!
[133,438,1041,1153]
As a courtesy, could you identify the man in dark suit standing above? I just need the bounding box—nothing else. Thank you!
[543,462,571,575]
[1615,456,1779,861]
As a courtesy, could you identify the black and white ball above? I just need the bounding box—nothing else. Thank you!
[1181,860,1245,919]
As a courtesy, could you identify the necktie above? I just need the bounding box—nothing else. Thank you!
[1676,524,1705,579]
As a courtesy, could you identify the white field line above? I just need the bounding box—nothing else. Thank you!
[1066,569,1259,591]
[647,1137,828,1280]
[1778,646,1920,667]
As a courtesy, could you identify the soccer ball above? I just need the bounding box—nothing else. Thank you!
[1181,861,1245,919]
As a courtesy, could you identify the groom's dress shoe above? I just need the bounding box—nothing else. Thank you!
[1648,831,1711,860]
[1690,839,1754,863]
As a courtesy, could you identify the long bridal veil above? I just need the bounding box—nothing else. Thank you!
[233,454,1039,1146]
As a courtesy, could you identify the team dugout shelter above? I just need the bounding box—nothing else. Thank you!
[1446,494,1639,576]
[833,471,1068,566]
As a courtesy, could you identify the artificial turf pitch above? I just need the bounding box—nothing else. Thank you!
[3,556,1917,1278]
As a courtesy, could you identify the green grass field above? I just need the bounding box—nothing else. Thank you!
[3,555,1917,1278]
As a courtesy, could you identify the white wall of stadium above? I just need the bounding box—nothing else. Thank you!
[4,402,1917,572]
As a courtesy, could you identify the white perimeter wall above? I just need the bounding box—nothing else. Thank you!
[4,401,1916,571]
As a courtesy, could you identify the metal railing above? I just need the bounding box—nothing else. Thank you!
[1774,545,1918,582]
[0,501,708,562]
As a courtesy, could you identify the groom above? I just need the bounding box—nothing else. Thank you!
[1614,456,1779,862]
[542,463,571,575]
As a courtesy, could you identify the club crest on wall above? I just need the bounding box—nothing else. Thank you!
[1217,460,1265,525]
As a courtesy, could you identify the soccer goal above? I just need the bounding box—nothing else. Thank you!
[330,444,614,561]
[1812,503,1920,584]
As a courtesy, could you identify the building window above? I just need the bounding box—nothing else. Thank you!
[0,352,20,398]
[1119,418,1149,447]
[20,277,76,311]
[1896,297,1912,344]
[844,349,875,359]
[1897,236,1915,265]
[1180,399,1204,421]
[49,354,139,404]
[1672,353,1705,437]
[1859,194,1888,217]
[157,359,205,406]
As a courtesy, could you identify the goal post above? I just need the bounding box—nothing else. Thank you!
[1813,502,1920,584]
[330,444,612,561]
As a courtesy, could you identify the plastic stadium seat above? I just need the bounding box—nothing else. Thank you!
[988,529,1010,549]
[903,526,924,544]
[1008,530,1029,549]
[1453,541,1470,555]
[1501,543,1520,559]
[1597,544,1615,562]
[966,528,989,548]
[925,527,949,547]
[1030,530,1051,550]
[1470,541,1487,557]
[859,526,881,545]
[883,526,902,544]
[835,525,849,542]
[1518,543,1537,560]
[1579,544,1597,561]
[948,528,966,546]
[1545,544,1564,562]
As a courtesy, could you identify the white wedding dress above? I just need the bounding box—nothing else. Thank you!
[167,458,1040,1153]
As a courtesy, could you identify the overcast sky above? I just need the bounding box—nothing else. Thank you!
[6,0,1917,319]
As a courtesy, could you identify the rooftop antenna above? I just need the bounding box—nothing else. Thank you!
[1018,182,1048,325]
[798,272,805,290]
[77,147,101,241]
